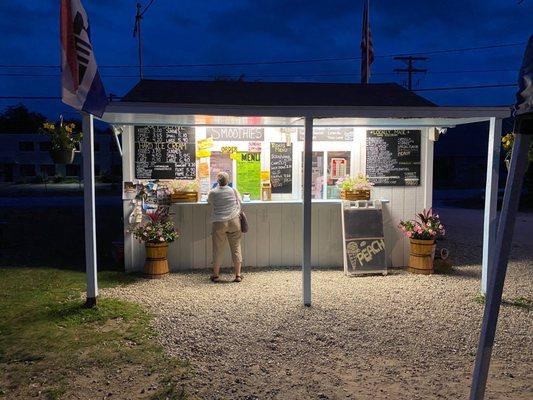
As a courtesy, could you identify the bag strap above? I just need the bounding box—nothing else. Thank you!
[232,188,242,208]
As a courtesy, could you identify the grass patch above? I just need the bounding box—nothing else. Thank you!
[474,293,531,310]
[0,267,190,399]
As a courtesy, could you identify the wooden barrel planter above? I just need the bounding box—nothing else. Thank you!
[340,189,371,201]
[144,242,169,278]
[408,239,436,275]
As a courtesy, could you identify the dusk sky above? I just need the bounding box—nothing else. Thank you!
[0,0,531,119]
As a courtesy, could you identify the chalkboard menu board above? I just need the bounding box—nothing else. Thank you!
[135,125,196,180]
[270,142,292,193]
[341,204,387,275]
[366,130,421,186]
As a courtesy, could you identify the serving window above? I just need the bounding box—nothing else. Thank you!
[133,125,421,201]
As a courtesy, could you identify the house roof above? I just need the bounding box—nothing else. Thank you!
[121,79,437,107]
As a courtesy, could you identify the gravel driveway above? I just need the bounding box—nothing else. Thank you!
[104,208,532,399]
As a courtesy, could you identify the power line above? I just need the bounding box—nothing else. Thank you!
[413,83,516,91]
[0,42,524,69]
[0,68,519,79]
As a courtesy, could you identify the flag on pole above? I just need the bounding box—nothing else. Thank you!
[61,0,107,118]
[360,0,374,84]
[515,35,533,116]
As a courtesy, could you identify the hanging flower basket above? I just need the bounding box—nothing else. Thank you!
[40,120,82,165]
[50,148,75,164]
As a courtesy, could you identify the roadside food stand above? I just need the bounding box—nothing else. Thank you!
[97,79,509,302]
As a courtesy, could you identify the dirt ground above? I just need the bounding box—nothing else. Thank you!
[104,207,533,400]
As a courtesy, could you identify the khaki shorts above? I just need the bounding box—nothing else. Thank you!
[212,216,242,265]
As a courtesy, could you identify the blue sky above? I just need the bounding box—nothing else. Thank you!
[0,0,531,118]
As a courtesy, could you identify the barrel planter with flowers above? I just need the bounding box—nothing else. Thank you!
[132,209,180,278]
[398,209,445,275]
[336,173,374,201]
[41,120,82,165]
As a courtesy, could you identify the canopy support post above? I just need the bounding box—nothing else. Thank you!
[82,112,98,307]
[470,132,531,399]
[481,117,502,294]
[302,116,313,307]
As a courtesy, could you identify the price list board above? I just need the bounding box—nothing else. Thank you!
[134,125,196,180]
[270,142,293,193]
[366,129,421,186]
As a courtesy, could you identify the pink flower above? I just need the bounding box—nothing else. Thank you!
[406,231,412,238]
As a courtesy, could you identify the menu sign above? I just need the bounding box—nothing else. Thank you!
[236,153,261,199]
[270,143,292,193]
[286,127,354,142]
[134,125,196,180]
[366,130,421,186]
[207,127,264,141]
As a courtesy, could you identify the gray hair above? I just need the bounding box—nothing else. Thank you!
[217,171,229,186]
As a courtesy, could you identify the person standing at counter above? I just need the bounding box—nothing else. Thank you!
[207,172,243,283]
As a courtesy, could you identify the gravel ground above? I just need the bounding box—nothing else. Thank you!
[104,208,532,399]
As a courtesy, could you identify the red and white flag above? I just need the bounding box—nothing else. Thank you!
[61,0,107,117]
[360,0,374,84]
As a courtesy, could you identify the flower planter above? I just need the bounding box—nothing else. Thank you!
[408,238,436,275]
[144,242,169,278]
[340,189,371,201]
[171,191,198,203]
[50,148,75,164]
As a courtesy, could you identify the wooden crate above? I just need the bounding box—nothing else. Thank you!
[171,191,198,203]
[340,189,371,201]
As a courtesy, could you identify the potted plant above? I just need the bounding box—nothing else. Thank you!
[337,174,374,200]
[501,132,533,171]
[40,119,82,164]
[398,209,445,275]
[170,180,199,203]
[131,209,180,278]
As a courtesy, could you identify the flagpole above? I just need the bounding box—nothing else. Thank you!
[366,0,370,83]
[82,112,98,308]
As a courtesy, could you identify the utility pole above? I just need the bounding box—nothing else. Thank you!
[133,3,143,80]
[133,1,156,80]
[393,56,428,90]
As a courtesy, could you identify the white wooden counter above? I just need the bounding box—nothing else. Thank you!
[124,199,408,271]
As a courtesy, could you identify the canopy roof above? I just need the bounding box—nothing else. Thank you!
[100,79,510,127]
[122,79,436,107]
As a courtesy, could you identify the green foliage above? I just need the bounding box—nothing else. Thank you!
[41,121,82,150]
[132,210,180,244]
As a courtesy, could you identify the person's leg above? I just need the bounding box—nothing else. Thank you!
[211,221,227,280]
[227,216,243,280]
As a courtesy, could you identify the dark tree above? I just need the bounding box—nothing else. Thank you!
[0,104,47,133]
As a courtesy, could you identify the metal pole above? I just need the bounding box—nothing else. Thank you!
[302,116,313,306]
[470,133,531,399]
[136,3,143,80]
[82,112,98,307]
[481,117,502,294]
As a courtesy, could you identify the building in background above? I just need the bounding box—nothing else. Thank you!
[0,130,121,183]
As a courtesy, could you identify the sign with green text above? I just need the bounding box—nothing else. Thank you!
[236,152,261,199]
